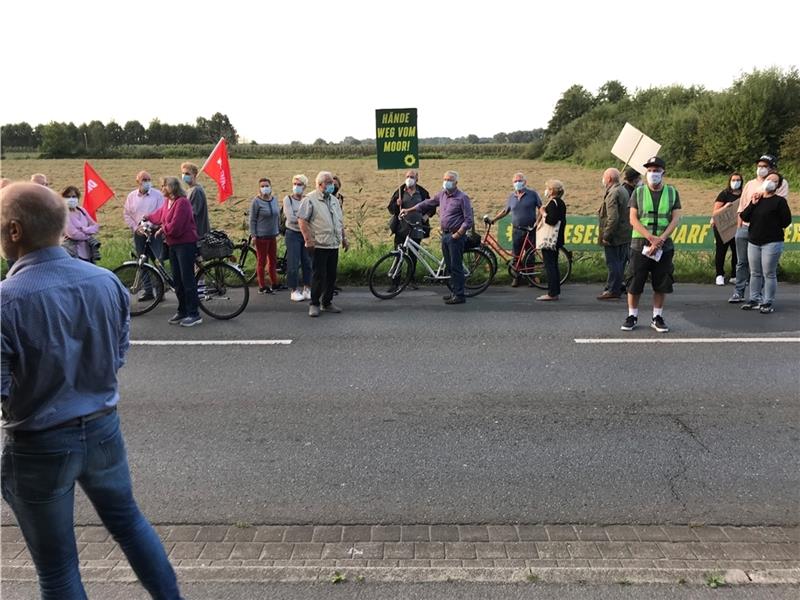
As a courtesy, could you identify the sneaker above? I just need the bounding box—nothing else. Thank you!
[443,294,454,301]
[258,286,273,294]
[759,303,774,314]
[510,277,520,288]
[308,304,320,317]
[444,296,466,305]
[728,277,736,284]
[168,313,185,325]
[650,315,669,333]
[715,275,725,286]
[728,293,743,303]
[621,315,638,331]
[741,301,759,311]
[321,303,342,313]
[180,315,203,327]
[302,287,311,300]
[290,290,305,302]
[138,291,155,302]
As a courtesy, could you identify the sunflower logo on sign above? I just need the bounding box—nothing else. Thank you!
[404,154,416,167]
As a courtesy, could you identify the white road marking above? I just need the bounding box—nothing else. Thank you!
[575,337,800,344]
[131,340,292,346]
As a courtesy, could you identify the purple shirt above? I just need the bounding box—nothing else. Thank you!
[416,188,474,234]
[65,207,99,260]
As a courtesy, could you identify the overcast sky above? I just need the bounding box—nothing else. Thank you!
[3,0,798,144]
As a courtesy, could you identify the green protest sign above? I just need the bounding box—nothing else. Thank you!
[492,215,800,252]
[375,108,418,170]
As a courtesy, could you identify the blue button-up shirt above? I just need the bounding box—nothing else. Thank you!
[505,188,542,228]
[416,188,474,233]
[1,247,130,431]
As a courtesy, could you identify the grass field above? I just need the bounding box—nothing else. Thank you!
[2,158,797,283]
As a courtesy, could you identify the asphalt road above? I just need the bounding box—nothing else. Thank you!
[9,283,800,526]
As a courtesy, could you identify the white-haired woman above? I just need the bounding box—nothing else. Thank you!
[283,174,312,301]
[537,179,567,301]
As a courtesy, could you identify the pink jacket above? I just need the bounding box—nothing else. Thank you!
[146,196,198,246]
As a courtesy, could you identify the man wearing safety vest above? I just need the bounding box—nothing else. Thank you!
[621,156,682,333]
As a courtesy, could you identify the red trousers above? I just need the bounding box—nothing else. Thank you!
[255,237,278,289]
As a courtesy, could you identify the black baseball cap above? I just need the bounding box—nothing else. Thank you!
[643,156,666,169]
[757,154,777,167]
[623,167,640,182]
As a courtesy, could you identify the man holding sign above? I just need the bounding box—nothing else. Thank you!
[621,157,682,333]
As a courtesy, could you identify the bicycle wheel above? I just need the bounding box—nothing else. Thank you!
[521,247,572,289]
[461,247,496,297]
[197,261,249,319]
[113,262,164,316]
[368,251,413,299]
[230,243,257,285]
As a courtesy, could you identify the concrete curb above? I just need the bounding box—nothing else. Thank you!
[4,565,800,586]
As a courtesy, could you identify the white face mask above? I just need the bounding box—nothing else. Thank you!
[730,180,742,190]
[757,166,769,178]
[66,197,79,209]
[646,171,663,186]
[762,180,777,193]
[140,181,151,192]
[260,186,271,196]
[405,177,416,188]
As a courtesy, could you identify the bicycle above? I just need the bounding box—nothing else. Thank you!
[479,215,572,289]
[368,220,496,299]
[113,225,250,320]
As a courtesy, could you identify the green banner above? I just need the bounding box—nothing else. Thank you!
[492,215,800,251]
[375,108,418,170]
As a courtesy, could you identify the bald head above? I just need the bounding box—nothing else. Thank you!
[603,168,620,187]
[30,173,49,186]
[0,182,67,260]
[136,170,151,183]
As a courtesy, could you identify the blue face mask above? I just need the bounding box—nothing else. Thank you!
[182,174,193,184]
[140,181,151,192]
[443,180,455,191]
[324,183,336,195]
[513,181,525,192]
[293,185,304,195]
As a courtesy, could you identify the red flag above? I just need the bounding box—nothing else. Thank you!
[83,161,115,220]
[201,138,234,203]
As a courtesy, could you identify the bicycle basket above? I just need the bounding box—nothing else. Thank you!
[464,228,482,249]
[198,229,235,259]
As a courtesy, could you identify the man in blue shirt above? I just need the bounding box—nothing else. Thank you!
[489,172,542,286]
[0,183,182,599]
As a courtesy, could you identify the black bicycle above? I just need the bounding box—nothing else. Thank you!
[113,226,249,320]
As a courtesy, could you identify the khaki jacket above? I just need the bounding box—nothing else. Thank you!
[598,183,632,246]
[298,190,344,249]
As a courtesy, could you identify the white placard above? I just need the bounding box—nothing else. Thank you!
[611,123,661,174]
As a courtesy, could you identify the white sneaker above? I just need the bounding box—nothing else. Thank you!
[290,290,305,302]
[302,287,311,300]
[728,277,736,284]
[715,275,725,286]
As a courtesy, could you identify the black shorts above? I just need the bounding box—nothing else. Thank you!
[625,247,674,294]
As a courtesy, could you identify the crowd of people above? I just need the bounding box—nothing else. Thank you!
[1,152,793,329]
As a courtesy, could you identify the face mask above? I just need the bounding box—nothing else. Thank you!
[405,177,416,188]
[756,166,769,178]
[66,197,79,209]
[443,180,455,191]
[543,189,550,199]
[646,171,663,186]
[762,180,777,193]
[513,181,525,192]
[260,186,271,195]
[324,183,335,195]
[140,181,151,192]
[293,185,304,195]
[182,174,193,184]
[730,180,742,190]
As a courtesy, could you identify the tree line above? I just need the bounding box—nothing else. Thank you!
[533,68,800,173]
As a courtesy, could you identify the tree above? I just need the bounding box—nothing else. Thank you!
[341,136,361,145]
[81,120,108,154]
[313,138,328,145]
[209,113,238,144]
[106,121,125,146]
[547,84,595,133]
[466,134,480,144]
[596,80,628,104]
[1,122,36,147]
[123,120,146,144]
[40,121,80,157]
[146,118,165,144]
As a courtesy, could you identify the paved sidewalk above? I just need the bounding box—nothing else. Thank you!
[3,524,798,586]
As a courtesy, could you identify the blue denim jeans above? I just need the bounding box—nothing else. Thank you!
[747,241,783,305]
[442,233,466,298]
[169,242,199,318]
[1,411,182,600]
[734,226,750,296]
[604,243,629,295]
[284,229,311,289]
